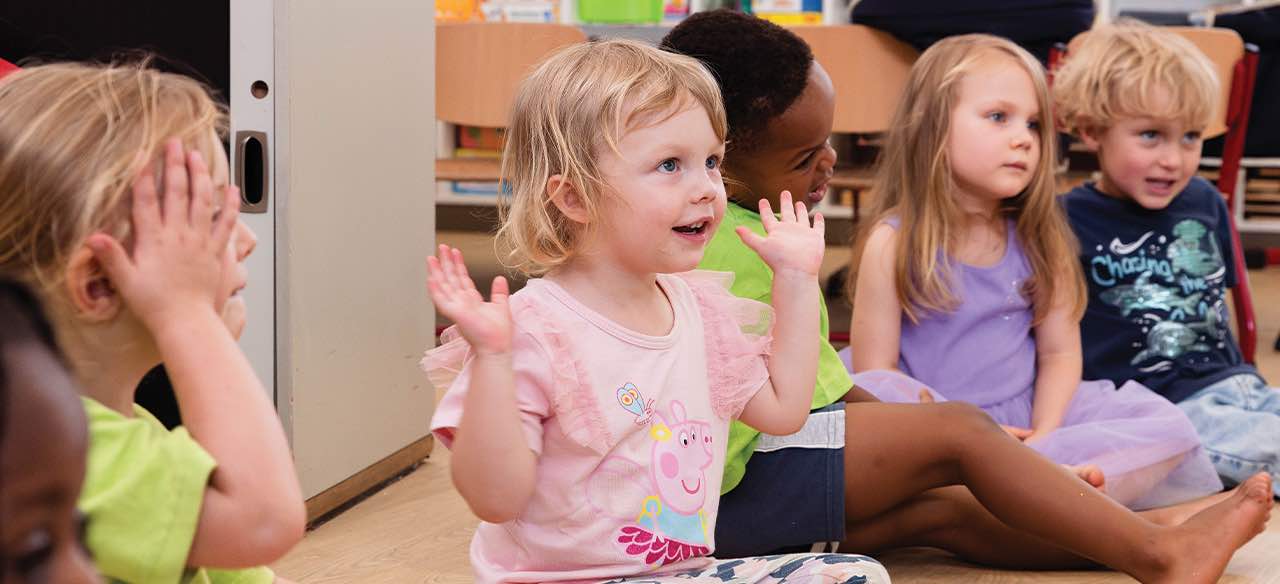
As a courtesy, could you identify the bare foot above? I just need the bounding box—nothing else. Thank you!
[1140,489,1236,527]
[1068,464,1106,492]
[1146,472,1272,584]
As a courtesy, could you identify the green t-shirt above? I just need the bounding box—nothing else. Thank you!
[79,397,275,584]
[699,204,852,494]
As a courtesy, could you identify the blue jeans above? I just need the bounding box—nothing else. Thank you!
[1177,373,1280,497]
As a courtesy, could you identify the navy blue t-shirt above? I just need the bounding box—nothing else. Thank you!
[1063,177,1257,403]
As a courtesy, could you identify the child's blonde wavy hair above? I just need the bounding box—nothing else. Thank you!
[849,34,1086,325]
[0,61,227,302]
[495,39,726,276]
[1053,21,1219,136]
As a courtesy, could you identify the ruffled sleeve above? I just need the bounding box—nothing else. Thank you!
[677,270,773,419]
[422,293,615,455]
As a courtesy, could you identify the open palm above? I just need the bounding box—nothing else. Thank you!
[735,190,826,278]
[427,245,512,355]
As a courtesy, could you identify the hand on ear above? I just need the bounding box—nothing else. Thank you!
[63,245,121,322]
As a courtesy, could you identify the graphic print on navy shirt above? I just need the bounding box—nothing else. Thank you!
[1085,218,1231,371]
[1065,177,1253,403]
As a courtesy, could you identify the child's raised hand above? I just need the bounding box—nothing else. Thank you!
[735,190,825,278]
[427,245,512,355]
[87,139,240,332]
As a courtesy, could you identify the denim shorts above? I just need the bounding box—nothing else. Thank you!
[1177,372,1280,497]
[714,403,846,558]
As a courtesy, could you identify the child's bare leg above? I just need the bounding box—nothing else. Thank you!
[841,486,1094,569]
[840,401,1271,581]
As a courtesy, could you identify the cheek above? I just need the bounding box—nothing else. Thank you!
[660,452,679,478]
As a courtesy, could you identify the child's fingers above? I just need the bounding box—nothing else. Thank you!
[210,186,241,254]
[85,234,132,287]
[129,161,162,236]
[426,256,456,301]
[434,244,460,291]
[161,139,190,225]
[490,276,510,305]
[734,225,767,255]
[188,150,215,232]
[794,200,808,224]
[778,191,796,223]
[757,199,777,231]
[448,247,474,294]
[812,211,825,237]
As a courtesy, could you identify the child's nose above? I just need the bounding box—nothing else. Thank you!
[817,142,837,173]
[234,220,258,260]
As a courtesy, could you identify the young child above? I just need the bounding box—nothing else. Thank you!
[845,32,1225,510]
[424,38,888,584]
[0,279,98,584]
[1058,22,1280,497]
[659,9,852,557]
[667,9,1274,570]
[0,62,304,583]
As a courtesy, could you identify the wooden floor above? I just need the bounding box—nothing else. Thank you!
[275,232,1280,583]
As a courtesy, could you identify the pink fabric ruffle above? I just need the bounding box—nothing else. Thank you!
[676,271,773,420]
[421,294,613,454]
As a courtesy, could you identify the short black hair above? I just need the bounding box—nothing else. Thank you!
[660,9,813,152]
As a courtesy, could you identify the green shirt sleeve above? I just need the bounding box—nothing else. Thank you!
[699,205,853,494]
[79,398,274,584]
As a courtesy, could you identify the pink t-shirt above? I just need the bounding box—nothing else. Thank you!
[425,271,772,584]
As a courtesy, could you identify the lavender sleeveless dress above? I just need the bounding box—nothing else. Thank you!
[844,221,1223,509]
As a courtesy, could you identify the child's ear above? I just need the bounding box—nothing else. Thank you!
[1077,126,1104,152]
[63,245,122,323]
[547,174,590,224]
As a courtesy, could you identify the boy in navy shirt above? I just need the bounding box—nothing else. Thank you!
[1058,22,1278,496]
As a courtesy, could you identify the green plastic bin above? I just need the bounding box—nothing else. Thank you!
[578,0,663,23]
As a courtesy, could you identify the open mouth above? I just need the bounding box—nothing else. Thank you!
[1145,178,1177,193]
[672,221,709,236]
[807,181,830,203]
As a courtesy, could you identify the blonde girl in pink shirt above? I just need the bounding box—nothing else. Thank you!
[425,39,886,584]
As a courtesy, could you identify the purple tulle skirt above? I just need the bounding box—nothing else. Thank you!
[841,364,1224,510]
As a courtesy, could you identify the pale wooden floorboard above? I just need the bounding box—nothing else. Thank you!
[275,232,1280,582]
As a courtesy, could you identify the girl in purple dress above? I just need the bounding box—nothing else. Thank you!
[846,34,1223,509]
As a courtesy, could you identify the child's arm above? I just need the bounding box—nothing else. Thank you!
[88,141,305,568]
[735,192,825,435]
[425,245,536,523]
[1028,286,1084,441]
[848,223,903,372]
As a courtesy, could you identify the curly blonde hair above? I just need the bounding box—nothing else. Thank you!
[1053,21,1219,136]
[495,39,726,276]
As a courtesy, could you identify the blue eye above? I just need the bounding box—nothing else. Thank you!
[1139,130,1159,141]
[658,159,679,173]
[705,155,721,171]
[1182,132,1202,145]
[987,111,1007,123]
[1027,119,1040,131]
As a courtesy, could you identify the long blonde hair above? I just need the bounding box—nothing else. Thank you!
[0,61,227,301]
[495,39,726,276]
[849,34,1085,324]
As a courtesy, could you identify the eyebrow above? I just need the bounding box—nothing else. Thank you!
[980,99,1040,116]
